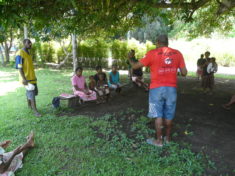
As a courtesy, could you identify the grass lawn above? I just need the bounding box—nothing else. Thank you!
[0,67,210,176]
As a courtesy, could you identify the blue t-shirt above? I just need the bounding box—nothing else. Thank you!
[109,71,120,84]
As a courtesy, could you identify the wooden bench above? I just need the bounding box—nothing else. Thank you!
[59,94,81,108]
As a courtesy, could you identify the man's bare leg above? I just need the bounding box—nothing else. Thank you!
[30,99,41,117]
[27,99,32,109]
[226,95,235,106]
[136,79,148,91]
[154,118,163,145]
[165,119,173,143]
[0,132,34,173]
[223,95,235,109]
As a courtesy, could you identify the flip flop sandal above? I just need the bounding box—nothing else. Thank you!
[146,138,163,147]
[163,136,170,144]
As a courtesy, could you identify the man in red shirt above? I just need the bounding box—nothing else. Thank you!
[128,35,187,146]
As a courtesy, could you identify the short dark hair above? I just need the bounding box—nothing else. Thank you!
[157,34,168,46]
[75,66,83,72]
[211,57,216,61]
[205,51,210,55]
[23,39,31,44]
[96,65,102,71]
[201,54,204,57]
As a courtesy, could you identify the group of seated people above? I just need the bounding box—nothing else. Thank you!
[71,65,122,104]
[71,50,149,104]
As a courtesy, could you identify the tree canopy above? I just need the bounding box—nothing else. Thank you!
[0,0,234,38]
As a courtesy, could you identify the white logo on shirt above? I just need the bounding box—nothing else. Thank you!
[165,57,173,65]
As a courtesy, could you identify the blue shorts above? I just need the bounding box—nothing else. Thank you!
[26,84,38,100]
[148,87,177,120]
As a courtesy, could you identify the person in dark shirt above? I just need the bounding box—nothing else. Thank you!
[126,49,136,80]
[94,65,107,83]
[196,54,204,80]
[128,50,149,91]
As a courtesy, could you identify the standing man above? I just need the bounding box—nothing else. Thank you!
[15,39,41,117]
[128,35,187,146]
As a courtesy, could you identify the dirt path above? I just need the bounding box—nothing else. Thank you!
[63,76,235,175]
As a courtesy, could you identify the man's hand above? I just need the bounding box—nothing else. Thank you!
[22,79,28,85]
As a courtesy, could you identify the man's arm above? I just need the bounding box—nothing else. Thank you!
[16,55,28,85]
[19,68,28,85]
[128,54,144,70]
[180,67,187,76]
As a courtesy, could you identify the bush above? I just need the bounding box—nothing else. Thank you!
[217,53,235,67]
[111,38,156,69]
[31,42,56,63]
[56,44,72,64]
[40,43,55,62]
[111,40,129,69]
[77,39,109,68]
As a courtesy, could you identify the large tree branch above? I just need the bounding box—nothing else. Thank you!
[133,0,210,10]
[8,28,13,50]
[217,0,235,15]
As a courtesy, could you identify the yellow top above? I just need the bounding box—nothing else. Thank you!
[16,49,37,84]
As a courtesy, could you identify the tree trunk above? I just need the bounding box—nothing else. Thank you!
[4,41,10,63]
[56,39,72,69]
[56,53,72,69]
[24,24,28,39]
[0,45,5,66]
[72,33,78,72]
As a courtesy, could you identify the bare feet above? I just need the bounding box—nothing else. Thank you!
[1,140,11,148]
[34,112,42,117]
[164,136,171,144]
[26,132,35,148]
[147,138,163,147]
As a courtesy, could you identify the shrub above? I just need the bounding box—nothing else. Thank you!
[40,43,55,62]
[217,53,235,67]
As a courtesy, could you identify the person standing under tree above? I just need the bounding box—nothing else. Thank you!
[196,54,204,80]
[15,39,41,117]
[128,34,187,147]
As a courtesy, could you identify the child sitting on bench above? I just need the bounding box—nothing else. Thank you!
[108,65,121,93]
[96,73,110,103]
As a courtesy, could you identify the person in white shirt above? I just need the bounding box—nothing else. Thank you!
[207,57,218,94]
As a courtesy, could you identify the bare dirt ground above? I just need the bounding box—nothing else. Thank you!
[62,76,235,176]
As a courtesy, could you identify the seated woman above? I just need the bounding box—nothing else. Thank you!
[0,132,34,176]
[96,73,110,103]
[71,67,96,102]
[108,65,121,93]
